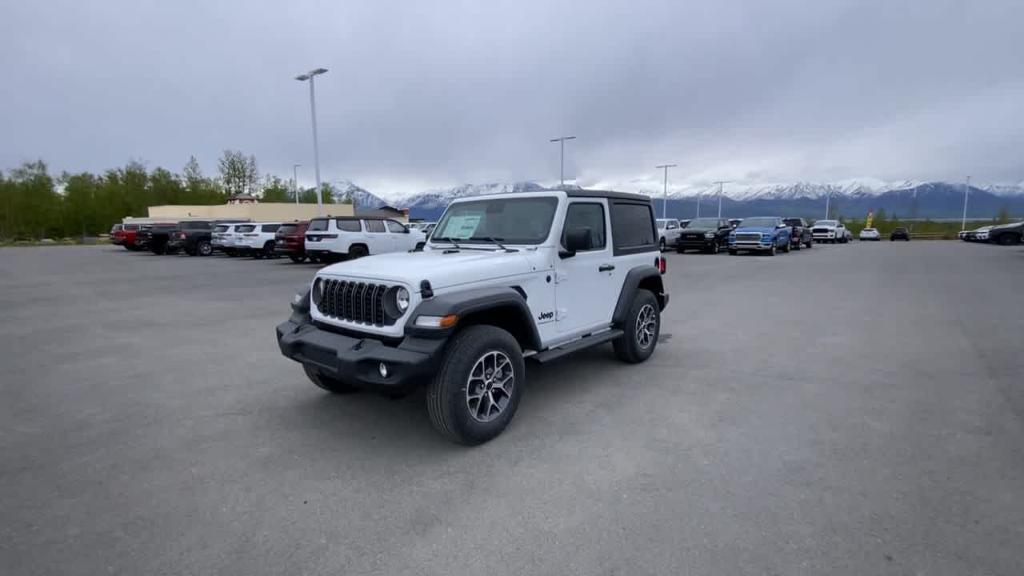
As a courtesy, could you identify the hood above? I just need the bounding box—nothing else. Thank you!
[733,226,778,234]
[682,225,717,233]
[318,248,536,292]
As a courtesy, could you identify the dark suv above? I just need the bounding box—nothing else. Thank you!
[783,218,813,250]
[988,221,1023,246]
[135,223,179,253]
[675,217,732,253]
[274,221,311,262]
[890,227,911,241]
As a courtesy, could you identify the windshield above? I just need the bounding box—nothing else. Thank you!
[277,224,298,234]
[814,220,838,226]
[739,217,778,228]
[862,228,876,232]
[687,218,720,229]
[431,196,559,245]
[307,219,328,232]
[783,219,802,226]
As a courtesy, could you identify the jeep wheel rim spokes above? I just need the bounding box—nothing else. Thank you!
[466,350,514,423]
[635,304,657,349]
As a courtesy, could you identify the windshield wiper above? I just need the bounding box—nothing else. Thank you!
[468,236,515,252]
[430,236,463,249]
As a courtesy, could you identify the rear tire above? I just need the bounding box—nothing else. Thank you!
[348,245,369,259]
[289,254,306,263]
[613,290,660,364]
[781,240,790,253]
[426,325,524,445]
[303,364,358,394]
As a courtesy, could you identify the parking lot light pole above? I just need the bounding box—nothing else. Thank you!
[656,164,676,219]
[292,164,302,205]
[961,175,970,231]
[714,181,731,218]
[295,68,328,214]
[550,136,576,187]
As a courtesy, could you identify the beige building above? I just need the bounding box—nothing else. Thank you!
[141,202,354,223]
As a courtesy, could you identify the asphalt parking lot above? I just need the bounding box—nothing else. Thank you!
[2,241,1023,575]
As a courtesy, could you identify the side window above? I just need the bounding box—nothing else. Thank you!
[308,219,328,232]
[365,219,386,233]
[667,221,677,230]
[610,202,656,253]
[385,220,406,233]
[336,219,361,232]
[562,202,606,250]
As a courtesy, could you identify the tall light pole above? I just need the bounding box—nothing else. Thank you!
[714,181,731,218]
[295,67,328,214]
[695,191,701,218]
[292,164,302,205]
[824,187,833,219]
[656,164,677,218]
[549,136,576,187]
[961,175,971,231]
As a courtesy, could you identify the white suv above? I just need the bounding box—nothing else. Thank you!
[212,223,243,256]
[304,217,426,262]
[233,222,283,258]
[277,190,670,445]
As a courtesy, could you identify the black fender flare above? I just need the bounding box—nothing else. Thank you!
[406,286,542,350]
[612,266,668,326]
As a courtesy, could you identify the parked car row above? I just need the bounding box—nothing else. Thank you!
[113,216,432,262]
[663,216,852,255]
[959,221,1023,245]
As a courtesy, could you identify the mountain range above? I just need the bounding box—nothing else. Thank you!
[328,179,1024,221]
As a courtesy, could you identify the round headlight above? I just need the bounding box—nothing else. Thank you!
[312,278,323,307]
[396,287,410,312]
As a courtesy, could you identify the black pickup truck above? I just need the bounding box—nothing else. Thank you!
[783,217,814,250]
[135,223,179,254]
[167,220,245,256]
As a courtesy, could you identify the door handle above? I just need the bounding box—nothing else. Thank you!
[598,264,615,272]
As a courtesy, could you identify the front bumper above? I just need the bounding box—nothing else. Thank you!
[276,315,444,389]
[730,242,774,251]
[676,237,716,249]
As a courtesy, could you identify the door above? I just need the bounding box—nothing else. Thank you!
[363,219,390,253]
[554,200,620,337]
[385,219,413,250]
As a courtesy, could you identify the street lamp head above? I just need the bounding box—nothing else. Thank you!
[550,135,577,143]
[295,68,328,82]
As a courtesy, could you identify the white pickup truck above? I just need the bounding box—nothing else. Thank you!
[811,220,849,244]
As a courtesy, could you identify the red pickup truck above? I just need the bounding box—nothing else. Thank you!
[110,223,144,250]
[274,221,310,263]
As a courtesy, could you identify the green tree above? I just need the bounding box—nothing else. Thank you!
[995,205,1011,224]
[182,156,224,204]
[298,183,337,204]
[6,161,61,239]
[218,150,259,196]
[260,175,292,202]
[61,172,102,236]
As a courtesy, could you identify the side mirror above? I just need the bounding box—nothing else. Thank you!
[561,228,592,259]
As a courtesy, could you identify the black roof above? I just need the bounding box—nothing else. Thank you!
[565,189,652,202]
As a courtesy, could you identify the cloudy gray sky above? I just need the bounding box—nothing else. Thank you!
[2,0,1022,196]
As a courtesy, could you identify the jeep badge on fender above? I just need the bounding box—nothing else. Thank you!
[276,189,669,445]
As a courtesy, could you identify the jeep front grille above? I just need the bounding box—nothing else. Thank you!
[317,279,388,326]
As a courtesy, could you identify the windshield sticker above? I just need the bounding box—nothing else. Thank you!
[444,214,482,239]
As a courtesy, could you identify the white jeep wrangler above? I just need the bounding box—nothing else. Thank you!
[276,190,669,444]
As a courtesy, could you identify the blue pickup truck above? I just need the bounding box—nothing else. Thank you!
[728,216,792,256]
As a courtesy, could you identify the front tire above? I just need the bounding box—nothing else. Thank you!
[426,325,525,445]
[613,290,660,364]
[303,364,357,394]
[781,240,790,253]
[348,245,369,259]
[767,243,777,256]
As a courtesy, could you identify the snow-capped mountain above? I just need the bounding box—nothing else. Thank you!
[329,179,390,209]
[396,181,547,211]
[322,178,1023,220]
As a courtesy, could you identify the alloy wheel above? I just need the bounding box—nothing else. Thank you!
[635,304,657,349]
[465,350,514,423]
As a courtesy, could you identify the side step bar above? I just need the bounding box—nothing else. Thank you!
[529,329,623,364]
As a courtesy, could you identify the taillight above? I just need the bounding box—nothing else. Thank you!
[656,256,666,274]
